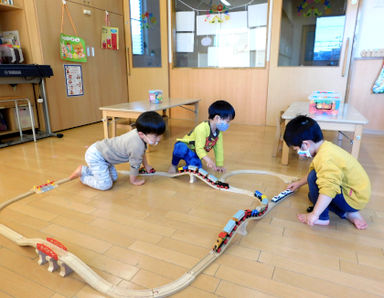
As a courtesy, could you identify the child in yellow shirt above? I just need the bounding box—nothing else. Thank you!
[168,100,235,173]
[283,115,371,230]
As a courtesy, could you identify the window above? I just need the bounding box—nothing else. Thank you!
[174,0,269,68]
[129,0,161,67]
[130,0,144,55]
[278,0,347,66]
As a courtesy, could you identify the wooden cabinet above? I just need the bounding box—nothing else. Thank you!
[32,0,127,131]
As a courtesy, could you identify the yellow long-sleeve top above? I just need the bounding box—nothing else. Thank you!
[309,141,371,210]
[177,121,224,166]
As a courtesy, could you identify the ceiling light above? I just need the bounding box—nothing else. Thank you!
[220,0,231,6]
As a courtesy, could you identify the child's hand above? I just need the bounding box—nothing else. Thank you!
[130,175,145,186]
[216,166,226,173]
[144,164,155,173]
[287,181,303,192]
[203,156,216,170]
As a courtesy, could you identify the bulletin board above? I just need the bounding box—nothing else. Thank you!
[355,0,384,57]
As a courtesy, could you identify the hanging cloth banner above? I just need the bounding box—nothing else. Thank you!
[101,11,119,50]
[59,1,87,62]
[373,61,384,94]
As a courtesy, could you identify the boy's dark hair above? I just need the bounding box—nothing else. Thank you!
[283,115,323,147]
[135,111,166,135]
[208,100,236,120]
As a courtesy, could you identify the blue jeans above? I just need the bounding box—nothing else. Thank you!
[307,170,358,220]
[80,144,118,191]
[171,141,202,168]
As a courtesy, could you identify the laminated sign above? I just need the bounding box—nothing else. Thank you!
[59,1,87,62]
[101,11,119,50]
[60,34,87,62]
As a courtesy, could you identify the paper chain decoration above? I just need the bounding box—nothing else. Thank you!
[297,0,332,17]
[204,4,230,24]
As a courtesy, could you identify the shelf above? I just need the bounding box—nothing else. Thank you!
[0,128,33,136]
[0,3,22,11]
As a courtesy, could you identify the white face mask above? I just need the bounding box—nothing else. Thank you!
[297,147,312,159]
[297,149,312,158]
[146,138,158,146]
[144,134,159,146]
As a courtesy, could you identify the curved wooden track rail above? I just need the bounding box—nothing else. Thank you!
[0,170,296,297]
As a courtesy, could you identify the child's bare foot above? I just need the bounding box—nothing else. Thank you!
[297,213,330,226]
[70,165,82,180]
[168,165,177,174]
[345,211,368,230]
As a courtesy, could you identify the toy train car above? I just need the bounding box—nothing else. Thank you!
[213,219,237,252]
[207,174,218,185]
[139,167,156,174]
[232,209,246,223]
[187,165,198,173]
[198,168,208,177]
[271,189,294,203]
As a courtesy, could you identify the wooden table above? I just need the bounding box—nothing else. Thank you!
[281,101,368,165]
[99,98,200,138]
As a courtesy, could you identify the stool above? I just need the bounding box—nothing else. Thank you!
[0,98,36,142]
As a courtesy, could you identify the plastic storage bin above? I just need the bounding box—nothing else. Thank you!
[308,91,343,116]
[149,90,163,104]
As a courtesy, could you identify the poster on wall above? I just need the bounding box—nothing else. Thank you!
[60,34,87,62]
[101,26,119,50]
[64,64,84,97]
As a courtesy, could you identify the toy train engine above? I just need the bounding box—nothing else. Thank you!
[271,189,294,203]
[187,165,199,173]
[214,180,230,189]
[254,190,268,202]
[213,219,237,253]
[218,181,230,189]
[177,166,186,173]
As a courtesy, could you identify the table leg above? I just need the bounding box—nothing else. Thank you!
[102,112,109,139]
[111,117,116,138]
[351,125,363,159]
[194,102,199,124]
[281,120,289,165]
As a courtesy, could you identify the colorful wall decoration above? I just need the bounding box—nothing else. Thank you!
[204,4,230,24]
[297,0,332,17]
[141,12,157,29]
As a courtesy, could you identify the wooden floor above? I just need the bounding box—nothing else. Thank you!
[0,119,383,298]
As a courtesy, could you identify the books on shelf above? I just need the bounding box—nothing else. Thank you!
[0,0,14,5]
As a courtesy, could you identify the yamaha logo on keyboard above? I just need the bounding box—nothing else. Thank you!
[5,70,22,75]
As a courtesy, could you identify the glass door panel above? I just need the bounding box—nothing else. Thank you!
[124,0,169,102]
[129,0,161,67]
[278,0,347,66]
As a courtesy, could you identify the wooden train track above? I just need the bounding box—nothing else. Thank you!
[0,169,296,297]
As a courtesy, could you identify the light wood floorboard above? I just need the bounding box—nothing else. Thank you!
[0,119,383,297]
